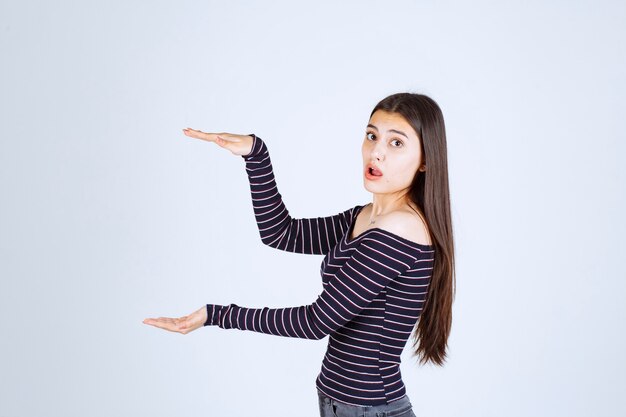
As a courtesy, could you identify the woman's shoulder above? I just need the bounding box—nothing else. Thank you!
[373,207,433,247]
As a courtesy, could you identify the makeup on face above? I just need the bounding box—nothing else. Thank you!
[362,111,422,187]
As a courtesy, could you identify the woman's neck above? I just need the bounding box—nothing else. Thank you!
[369,192,410,217]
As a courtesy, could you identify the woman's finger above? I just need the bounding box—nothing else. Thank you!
[182,128,202,140]
[182,128,217,142]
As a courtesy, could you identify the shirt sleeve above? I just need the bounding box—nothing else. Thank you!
[242,134,355,255]
[203,232,420,339]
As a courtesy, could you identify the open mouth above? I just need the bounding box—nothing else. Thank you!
[368,166,383,177]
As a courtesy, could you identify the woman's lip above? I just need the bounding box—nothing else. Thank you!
[365,166,383,180]
[366,164,384,176]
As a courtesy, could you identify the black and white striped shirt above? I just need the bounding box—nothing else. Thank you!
[204,134,435,406]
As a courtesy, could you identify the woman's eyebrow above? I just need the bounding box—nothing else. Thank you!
[366,124,409,139]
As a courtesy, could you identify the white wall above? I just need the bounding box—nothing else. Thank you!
[1,1,624,416]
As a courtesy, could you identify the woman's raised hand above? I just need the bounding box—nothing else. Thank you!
[142,305,207,335]
[182,128,254,156]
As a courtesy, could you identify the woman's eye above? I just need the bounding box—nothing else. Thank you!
[366,132,376,140]
[391,139,403,147]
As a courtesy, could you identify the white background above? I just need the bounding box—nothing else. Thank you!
[1,1,624,416]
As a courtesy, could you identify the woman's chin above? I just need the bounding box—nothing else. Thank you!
[363,182,382,194]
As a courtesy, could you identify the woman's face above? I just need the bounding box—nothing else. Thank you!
[361,110,425,197]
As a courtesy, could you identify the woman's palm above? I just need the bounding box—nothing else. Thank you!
[143,306,207,335]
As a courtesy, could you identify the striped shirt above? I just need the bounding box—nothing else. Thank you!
[204,134,436,406]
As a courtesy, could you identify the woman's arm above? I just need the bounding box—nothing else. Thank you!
[143,230,425,337]
[243,134,354,255]
[203,231,423,339]
[181,129,355,255]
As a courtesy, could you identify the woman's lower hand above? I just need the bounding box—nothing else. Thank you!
[143,305,207,335]
[182,128,254,156]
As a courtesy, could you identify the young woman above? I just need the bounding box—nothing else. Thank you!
[143,92,455,417]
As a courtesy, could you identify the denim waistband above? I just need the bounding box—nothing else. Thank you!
[317,388,413,417]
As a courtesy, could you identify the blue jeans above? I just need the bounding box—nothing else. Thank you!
[317,389,417,417]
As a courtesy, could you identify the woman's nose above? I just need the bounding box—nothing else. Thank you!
[372,145,385,161]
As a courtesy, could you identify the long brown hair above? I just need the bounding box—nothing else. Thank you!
[370,92,455,366]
